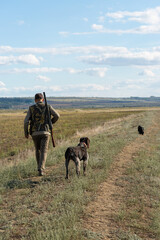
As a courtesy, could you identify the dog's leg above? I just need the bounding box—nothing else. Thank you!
[75,157,81,177]
[65,158,70,179]
[83,160,87,176]
[83,153,89,176]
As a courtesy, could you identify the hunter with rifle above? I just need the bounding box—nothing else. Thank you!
[24,93,60,176]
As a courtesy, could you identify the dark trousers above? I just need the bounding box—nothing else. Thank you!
[32,134,50,171]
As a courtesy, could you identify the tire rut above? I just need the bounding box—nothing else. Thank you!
[83,117,157,240]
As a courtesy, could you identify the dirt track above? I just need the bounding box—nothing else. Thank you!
[83,114,158,240]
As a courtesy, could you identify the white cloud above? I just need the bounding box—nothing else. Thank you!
[2,45,160,69]
[0,87,8,92]
[18,54,42,65]
[0,46,13,53]
[92,24,104,31]
[0,54,42,65]
[83,17,88,22]
[36,75,51,82]
[1,45,160,69]
[104,6,160,34]
[138,69,155,77]
[10,67,108,77]
[4,79,158,97]
[73,31,96,35]
[63,83,110,91]
[66,67,108,77]
[0,56,14,65]
[0,81,5,87]
[107,11,125,21]
[66,6,160,35]
[59,31,70,37]
[106,7,160,25]
[12,67,62,73]
[12,83,110,94]
[79,48,160,66]
[14,85,48,92]
[86,84,109,91]
[0,45,128,55]
[80,68,108,77]
[73,25,160,35]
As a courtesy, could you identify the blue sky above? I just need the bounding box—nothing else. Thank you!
[1,0,160,97]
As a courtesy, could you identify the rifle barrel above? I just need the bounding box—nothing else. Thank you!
[43,92,55,147]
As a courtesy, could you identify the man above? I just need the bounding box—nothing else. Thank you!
[24,93,60,176]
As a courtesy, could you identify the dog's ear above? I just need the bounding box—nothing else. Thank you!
[86,138,90,148]
[80,137,84,143]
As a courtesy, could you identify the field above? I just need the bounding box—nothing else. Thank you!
[0,108,143,159]
[1,108,160,240]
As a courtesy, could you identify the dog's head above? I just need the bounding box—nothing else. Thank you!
[80,137,90,148]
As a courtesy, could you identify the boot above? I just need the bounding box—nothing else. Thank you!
[38,169,44,176]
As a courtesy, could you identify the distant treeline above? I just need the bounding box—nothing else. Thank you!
[0,96,160,109]
[0,97,33,109]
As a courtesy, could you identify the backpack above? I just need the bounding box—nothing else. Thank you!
[29,103,50,134]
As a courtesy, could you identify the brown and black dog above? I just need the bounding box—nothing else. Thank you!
[65,137,90,179]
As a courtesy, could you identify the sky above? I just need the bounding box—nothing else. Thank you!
[1,0,160,97]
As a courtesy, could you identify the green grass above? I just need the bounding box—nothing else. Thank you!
[0,136,125,240]
[1,109,160,240]
[114,111,160,240]
[0,109,148,240]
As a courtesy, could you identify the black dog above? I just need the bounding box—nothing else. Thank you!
[138,125,144,135]
[65,137,90,179]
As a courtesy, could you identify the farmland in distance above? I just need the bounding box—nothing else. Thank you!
[1,96,160,109]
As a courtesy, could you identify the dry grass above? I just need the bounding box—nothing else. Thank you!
[0,108,142,160]
[113,111,160,240]
[1,109,160,240]
[0,109,143,240]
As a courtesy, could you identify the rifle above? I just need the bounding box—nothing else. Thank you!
[43,92,56,148]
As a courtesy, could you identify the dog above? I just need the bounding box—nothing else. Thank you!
[138,125,144,135]
[65,137,90,179]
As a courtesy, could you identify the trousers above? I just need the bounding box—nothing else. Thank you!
[32,134,50,171]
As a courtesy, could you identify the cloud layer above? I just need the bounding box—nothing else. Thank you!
[1,5,160,97]
[1,45,160,67]
[0,54,42,65]
[105,6,160,34]
[69,6,160,35]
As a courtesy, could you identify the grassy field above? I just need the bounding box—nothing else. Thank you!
[114,111,160,239]
[0,108,143,159]
[0,108,160,239]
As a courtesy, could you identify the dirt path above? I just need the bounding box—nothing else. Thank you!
[83,118,157,239]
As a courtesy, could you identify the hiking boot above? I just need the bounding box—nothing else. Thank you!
[38,170,44,176]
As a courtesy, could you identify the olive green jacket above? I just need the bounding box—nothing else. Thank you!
[24,101,60,137]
